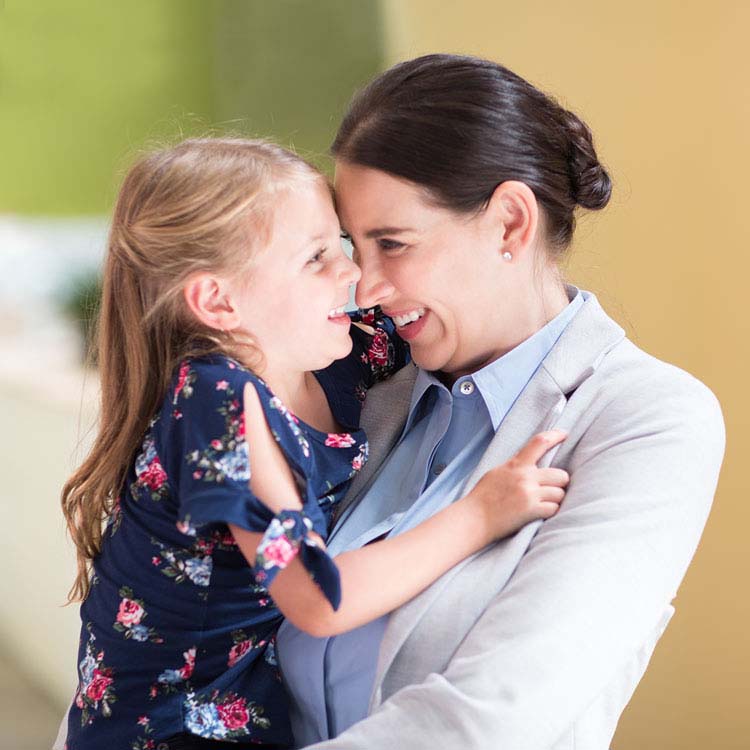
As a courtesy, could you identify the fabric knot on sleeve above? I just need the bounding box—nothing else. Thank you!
[253,509,341,611]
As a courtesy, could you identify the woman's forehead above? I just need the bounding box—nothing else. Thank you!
[334,163,437,228]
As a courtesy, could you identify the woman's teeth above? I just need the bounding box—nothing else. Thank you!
[392,308,426,327]
[328,306,347,319]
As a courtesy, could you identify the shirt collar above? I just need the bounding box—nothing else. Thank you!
[406,286,586,431]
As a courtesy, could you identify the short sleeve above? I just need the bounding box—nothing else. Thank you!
[159,358,340,607]
[161,359,282,534]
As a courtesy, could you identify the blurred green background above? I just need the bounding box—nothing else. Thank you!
[0,0,382,215]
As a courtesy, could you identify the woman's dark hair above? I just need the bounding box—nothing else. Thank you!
[333,54,611,252]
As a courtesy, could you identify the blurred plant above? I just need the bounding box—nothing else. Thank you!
[59,272,102,366]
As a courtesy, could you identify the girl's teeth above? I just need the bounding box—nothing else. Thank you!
[328,306,346,318]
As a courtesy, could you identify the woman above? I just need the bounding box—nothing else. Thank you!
[275,54,725,749]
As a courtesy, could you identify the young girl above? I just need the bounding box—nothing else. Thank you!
[61,138,568,750]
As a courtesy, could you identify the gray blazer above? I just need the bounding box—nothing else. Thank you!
[308,292,724,750]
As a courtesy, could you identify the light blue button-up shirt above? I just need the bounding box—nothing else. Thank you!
[277,289,585,747]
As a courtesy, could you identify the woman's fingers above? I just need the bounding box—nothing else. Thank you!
[513,430,567,466]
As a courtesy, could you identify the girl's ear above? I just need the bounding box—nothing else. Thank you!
[183,273,242,331]
[485,180,540,261]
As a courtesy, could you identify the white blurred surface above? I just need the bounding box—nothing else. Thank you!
[0,216,104,722]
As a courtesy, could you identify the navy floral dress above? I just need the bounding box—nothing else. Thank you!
[66,313,407,750]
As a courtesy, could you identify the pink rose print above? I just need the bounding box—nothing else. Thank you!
[216,380,229,390]
[210,439,223,450]
[214,529,236,547]
[325,432,356,448]
[195,538,215,555]
[116,598,144,627]
[140,458,166,490]
[86,670,113,701]
[237,413,246,439]
[137,716,149,726]
[367,330,389,367]
[217,697,250,731]
[179,648,197,681]
[262,536,297,568]
[352,452,365,472]
[174,362,190,399]
[228,639,253,668]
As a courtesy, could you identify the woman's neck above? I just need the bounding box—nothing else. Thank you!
[442,277,571,385]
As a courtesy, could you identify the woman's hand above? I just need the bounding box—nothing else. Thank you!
[467,430,569,544]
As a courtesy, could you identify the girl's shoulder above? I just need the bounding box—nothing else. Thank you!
[174,354,268,395]
[166,354,311,467]
[166,354,278,418]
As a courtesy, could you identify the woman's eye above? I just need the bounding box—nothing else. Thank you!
[377,238,405,251]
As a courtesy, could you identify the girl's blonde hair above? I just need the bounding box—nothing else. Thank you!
[62,137,325,602]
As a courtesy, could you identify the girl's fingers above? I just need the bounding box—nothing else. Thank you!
[513,430,568,466]
[537,502,561,519]
[537,468,570,487]
[538,486,566,504]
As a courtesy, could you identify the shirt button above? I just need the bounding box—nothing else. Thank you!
[434,462,446,476]
[459,380,475,395]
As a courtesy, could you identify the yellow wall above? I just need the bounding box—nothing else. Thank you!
[382,2,749,748]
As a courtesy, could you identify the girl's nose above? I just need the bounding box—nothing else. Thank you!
[354,256,394,309]
[341,254,362,286]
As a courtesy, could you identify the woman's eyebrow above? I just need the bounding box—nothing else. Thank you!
[364,226,411,239]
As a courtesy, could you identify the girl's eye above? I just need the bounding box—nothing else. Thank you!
[307,248,325,265]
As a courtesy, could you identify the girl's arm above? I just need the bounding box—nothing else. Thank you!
[231,383,568,638]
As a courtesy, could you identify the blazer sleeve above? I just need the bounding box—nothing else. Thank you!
[305,366,725,749]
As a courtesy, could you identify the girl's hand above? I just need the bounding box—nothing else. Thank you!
[468,430,569,543]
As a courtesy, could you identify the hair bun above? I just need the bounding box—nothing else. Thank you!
[563,111,612,211]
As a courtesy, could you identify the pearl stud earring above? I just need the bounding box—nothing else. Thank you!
[502,251,513,262]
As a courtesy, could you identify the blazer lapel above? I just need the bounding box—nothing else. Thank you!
[370,368,566,702]
[370,292,626,700]
[333,363,418,524]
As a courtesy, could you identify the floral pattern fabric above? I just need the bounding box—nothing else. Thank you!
[66,310,408,749]
[254,510,342,610]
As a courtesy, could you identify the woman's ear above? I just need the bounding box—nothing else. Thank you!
[183,273,241,331]
[485,180,539,260]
